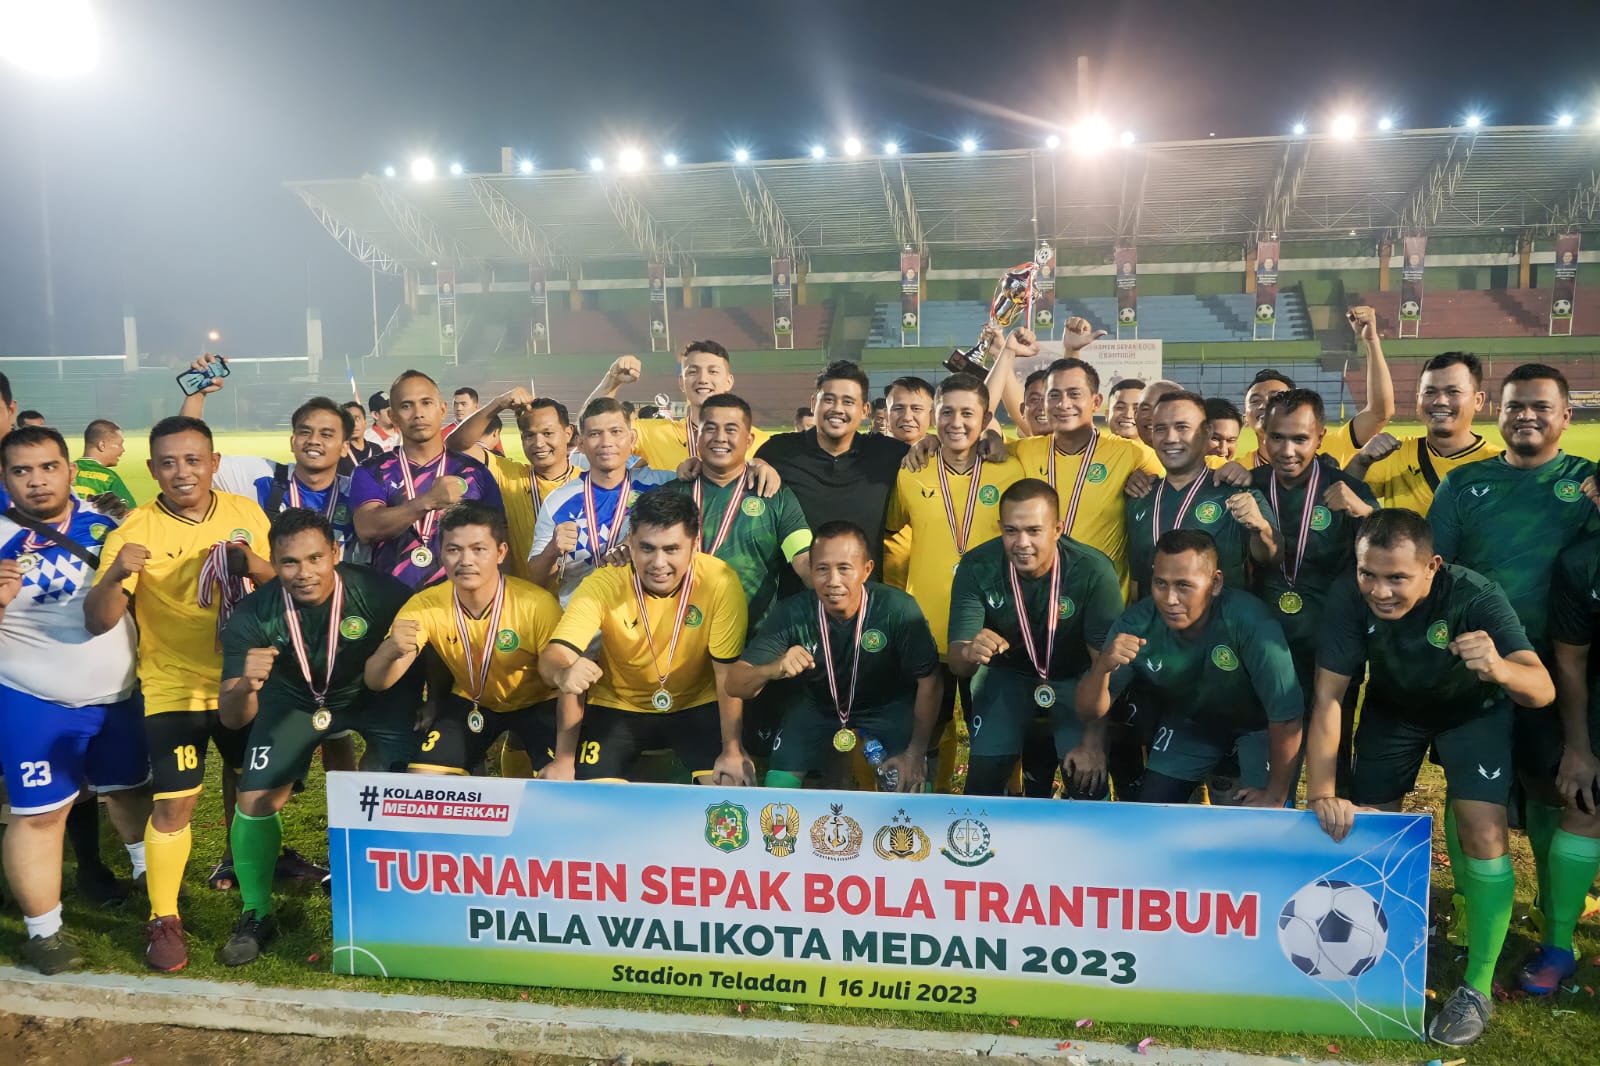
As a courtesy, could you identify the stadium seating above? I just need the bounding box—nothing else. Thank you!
[1349,288,1599,338]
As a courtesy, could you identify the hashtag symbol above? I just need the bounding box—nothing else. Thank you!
[359,785,379,820]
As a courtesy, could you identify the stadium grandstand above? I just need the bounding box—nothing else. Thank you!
[8,124,1600,430]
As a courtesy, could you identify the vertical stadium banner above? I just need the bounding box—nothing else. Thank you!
[436,267,458,363]
[1031,243,1057,340]
[772,257,795,350]
[1253,241,1280,340]
[648,263,671,352]
[1113,245,1138,338]
[900,251,922,347]
[1398,237,1426,339]
[1552,233,1580,337]
[529,265,551,356]
[327,775,1431,1040]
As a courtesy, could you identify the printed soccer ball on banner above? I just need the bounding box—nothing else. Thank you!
[1255,303,1276,322]
[651,320,666,336]
[774,315,792,334]
[1118,306,1137,324]
[902,312,918,330]
[1277,878,1389,980]
[442,323,456,337]
[1035,307,1054,328]
[1554,298,1573,317]
[532,322,547,336]
[1400,300,1420,319]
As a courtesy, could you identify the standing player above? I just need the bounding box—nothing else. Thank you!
[1203,398,1244,462]
[539,491,752,785]
[0,426,150,973]
[83,416,274,972]
[341,402,383,468]
[1075,530,1304,806]
[948,480,1124,796]
[1307,509,1553,1046]
[366,503,563,776]
[217,508,421,966]
[729,521,942,792]
[73,419,136,508]
[364,392,398,452]
[350,371,504,591]
[586,341,771,468]
[1344,352,1499,514]
[451,386,480,425]
[1104,379,1144,441]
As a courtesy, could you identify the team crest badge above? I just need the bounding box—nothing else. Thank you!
[874,809,931,861]
[810,803,863,860]
[16,553,38,574]
[1556,480,1582,503]
[88,524,109,541]
[1427,620,1451,649]
[1058,597,1075,620]
[978,484,1000,505]
[495,628,519,652]
[1309,506,1332,531]
[741,497,766,517]
[685,605,704,628]
[1085,463,1109,483]
[705,801,749,853]
[1195,501,1221,525]
[333,505,350,523]
[1211,645,1239,671]
[339,616,368,640]
[861,629,887,652]
[940,812,996,867]
[626,490,641,507]
[230,528,254,545]
[760,803,801,858]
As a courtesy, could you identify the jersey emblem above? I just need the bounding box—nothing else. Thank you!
[1133,509,1148,522]
[920,487,937,499]
[1144,658,1163,674]
[339,616,368,640]
[1085,463,1109,484]
[230,528,254,545]
[978,484,1000,506]
[1058,597,1075,620]
[704,801,749,853]
[1468,485,1492,498]
[940,814,996,867]
[88,524,109,541]
[684,605,704,628]
[740,497,766,517]
[1308,506,1332,532]
[1195,501,1222,525]
[1477,764,1503,781]
[495,628,520,652]
[334,505,350,524]
[1427,620,1450,649]
[1210,645,1239,671]
[873,809,931,861]
[984,591,1005,610]
[760,803,800,858]
[810,803,863,860]
[861,629,887,653]
[1555,479,1582,503]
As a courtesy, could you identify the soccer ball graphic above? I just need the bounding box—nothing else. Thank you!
[1554,298,1573,317]
[1118,306,1137,324]
[1277,879,1389,980]
[651,319,666,336]
[774,315,792,333]
[902,312,918,329]
[1035,307,1054,328]
[1255,303,1276,321]
[532,322,546,336]
[442,323,455,338]
[1400,300,1420,318]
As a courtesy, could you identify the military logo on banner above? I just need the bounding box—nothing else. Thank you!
[810,803,863,860]
[940,813,996,867]
[761,803,801,858]
[704,801,749,853]
[873,809,931,861]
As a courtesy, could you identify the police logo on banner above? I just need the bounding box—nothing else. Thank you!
[874,809,931,861]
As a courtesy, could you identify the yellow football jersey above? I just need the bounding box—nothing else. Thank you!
[1362,434,1501,515]
[634,417,770,472]
[551,552,746,714]
[886,456,1025,655]
[480,453,579,581]
[94,491,271,713]
[1010,432,1161,579]
[882,527,912,590]
[393,576,561,711]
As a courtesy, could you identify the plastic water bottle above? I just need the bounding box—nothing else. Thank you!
[862,736,899,792]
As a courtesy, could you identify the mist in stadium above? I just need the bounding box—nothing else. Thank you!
[3,0,1600,1062]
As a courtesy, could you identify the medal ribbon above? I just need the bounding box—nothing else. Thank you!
[582,470,634,562]
[19,504,73,554]
[281,573,344,707]
[631,558,697,697]
[1007,552,1060,681]
[453,575,508,707]
[1046,429,1100,536]
[397,449,450,552]
[816,587,870,731]
[693,469,748,556]
[936,456,985,555]
[1150,473,1210,545]
[197,538,255,649]
[1269,459,1322,587]
[287,468,340,523]
[530,462,575,521]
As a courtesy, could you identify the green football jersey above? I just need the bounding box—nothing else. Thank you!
[72,457,136,508]
[1125,477,1276,593]
[662,478,812,629]
[1105,587,1304,734]
[1549,536,1600,714]
[947,534,1124,681]
[1318,564,1532,726]
[1431,451,1598,650]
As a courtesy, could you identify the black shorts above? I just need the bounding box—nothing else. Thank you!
[769,702,913,779]
[741,688,784,759]
[576,702,722,782]
[411,694,558,775]
[1352,702,1513,807]
[239,697,420,792]
[144,709,249,801]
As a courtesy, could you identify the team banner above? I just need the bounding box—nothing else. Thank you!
[1398,237,1426,339]
[529,266,551,355]
[648,263,670,352]
[772,257,795,350]
[1253,240,1280,340]
[327,774,1429,1040]
[1031,242,1057,340]
[436,267,458,362]
[1552,233,1580,336]
[1114,245,1138,336]
[900,251,921,347]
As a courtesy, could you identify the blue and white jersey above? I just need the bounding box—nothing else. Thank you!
[215,455,363,562]
[531,467,675,605]
[0,500,137,706]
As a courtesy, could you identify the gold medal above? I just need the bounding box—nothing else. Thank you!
[833,728,857,752]
[652,688,674,712]
[311,707,332,731]
[1033,684,1056,708]
[16,553,38,574]
[411,545,434,568]
[467,707,485,734]
[1278,590,1304,615]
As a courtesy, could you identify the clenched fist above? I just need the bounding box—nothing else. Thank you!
[771,645,816,679]
[606,356,642,387]
[553,657,604,695]
[1101,633,1146,669]
[107,543,151,583]
[387,618,423,657]
[1449,630,1505,684]
[963,629,1011,667]
[425,475,468,510]
[1226,491,1269,532]
[1322,481,1373,518]
[0,558,22,609]
[550,521,580,556]
[1357,430,1401,463]
[241,647,279,690]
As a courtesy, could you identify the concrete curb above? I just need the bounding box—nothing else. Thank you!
[0,965,1353,1066]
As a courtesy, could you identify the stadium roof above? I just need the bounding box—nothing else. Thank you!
[287,125,1600,275]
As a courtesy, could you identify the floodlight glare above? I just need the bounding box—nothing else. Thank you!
[882,141,899,155]
[1465,114,1482,128]
[618,147,644,172]
[1377,116,1394,131]
[1119,130,1136,146]
[1044,133,1060,149]
[662,152,679,167]
[589,157,605,172]
[810,144,826,159]
[383,165,397,178]
[1557,113,1574,127]
[518,159,534,175]
[733,147,750,163]
[0,0,99,78]
[1291,122,1306,135]
[410,157,436,180]
[1070,118,1112,154]
[206,330,221,343]
[843,136,862,156]
[1331,114,1357,139]
[448,162,464,176]
[960,138,978,153]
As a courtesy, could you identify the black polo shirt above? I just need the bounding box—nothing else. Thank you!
[756,429,909,589]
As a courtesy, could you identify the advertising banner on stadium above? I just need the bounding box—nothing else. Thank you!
[1399,236,1426,339]
[900,251,921,347]
[1114,245,1138,337]
[772,257,794,350]
[1079,338,1162,394]
[1031,242,1057,340]
[529,265,551,355]
[648,263,670,352]
[1253,240,1280,340]
[436,267,458,362]
[1552,233,1580,337]
[327,774,1429,1040]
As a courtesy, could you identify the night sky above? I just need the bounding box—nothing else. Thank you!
[0,0,1596,359]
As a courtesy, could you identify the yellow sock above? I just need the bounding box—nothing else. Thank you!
[500,744,535,779]
[144,822,191,920]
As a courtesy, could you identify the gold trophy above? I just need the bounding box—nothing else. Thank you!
[946,260,1039,374]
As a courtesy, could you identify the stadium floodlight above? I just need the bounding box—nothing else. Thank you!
[518,158,534,175]
[618,147,644,172]
[383,165,396,178]
[1119,129,1136,146]
[0,0,99,78]
[882,141,899,155]
[448,162,464,176]
[960,137,978,153]
[1044,133,1060,150]
[1557,113,1574,127]
[662,152,679,167]
[1465,113,1482,128]
[409,157,436,181]
[843,136,862,156]
[733,147,750,163]
[1291,122,1306,136]
[1331,114,1357,139]
[1069,118,1111,154]
[1377,116,1394,131]
[589,156,605,172]
[810,144,826,159]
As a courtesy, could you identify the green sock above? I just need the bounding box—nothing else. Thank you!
[1524,799,1562,911]
[1444,800,1467,891]
[1546,830,1600,952]
[229,810,282,918]
[763,770,804,789]
[1457,854,1515,996]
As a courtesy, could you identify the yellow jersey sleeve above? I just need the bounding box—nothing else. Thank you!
[94,518,138,595]
[549,566,611,653]
[886,471,913,534]
[393,584,448,653]
[633,420,688,471]
[485,452,537,580]
[1321,420,1361,467]
[704,555,748,663]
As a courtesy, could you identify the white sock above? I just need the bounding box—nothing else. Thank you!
[125,841,147,878]
[24,903,63,940]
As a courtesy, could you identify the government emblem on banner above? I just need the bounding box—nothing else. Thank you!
[940,812,995,867]
[761,803,801,857]
[704,801,749,852]
[810,803,863,860]
[873,809,931,861]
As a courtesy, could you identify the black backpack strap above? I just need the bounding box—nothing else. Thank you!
[265,463,291,513]
[3,509,101,570]
[1414,439,1440,491]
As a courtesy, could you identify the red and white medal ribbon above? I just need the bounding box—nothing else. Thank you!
[198,539,255,648]
[453,575,508,708]
[398,449,450,551]
[1269,459,1322,588]
[693,468,748,556]
[286,468,340,523]
[530,462,575,521]
[1150,473,1209,545]
[582,470,634,563]
[282,573,344,707]
[1008,553,1060,681]
[936,456,984,555]
[19,506,73,554]
[632,557,697,703]
[1046,429,1100,536]
[817,587,869,732]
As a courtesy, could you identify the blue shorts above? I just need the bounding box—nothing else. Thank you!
[0,683,149,815]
